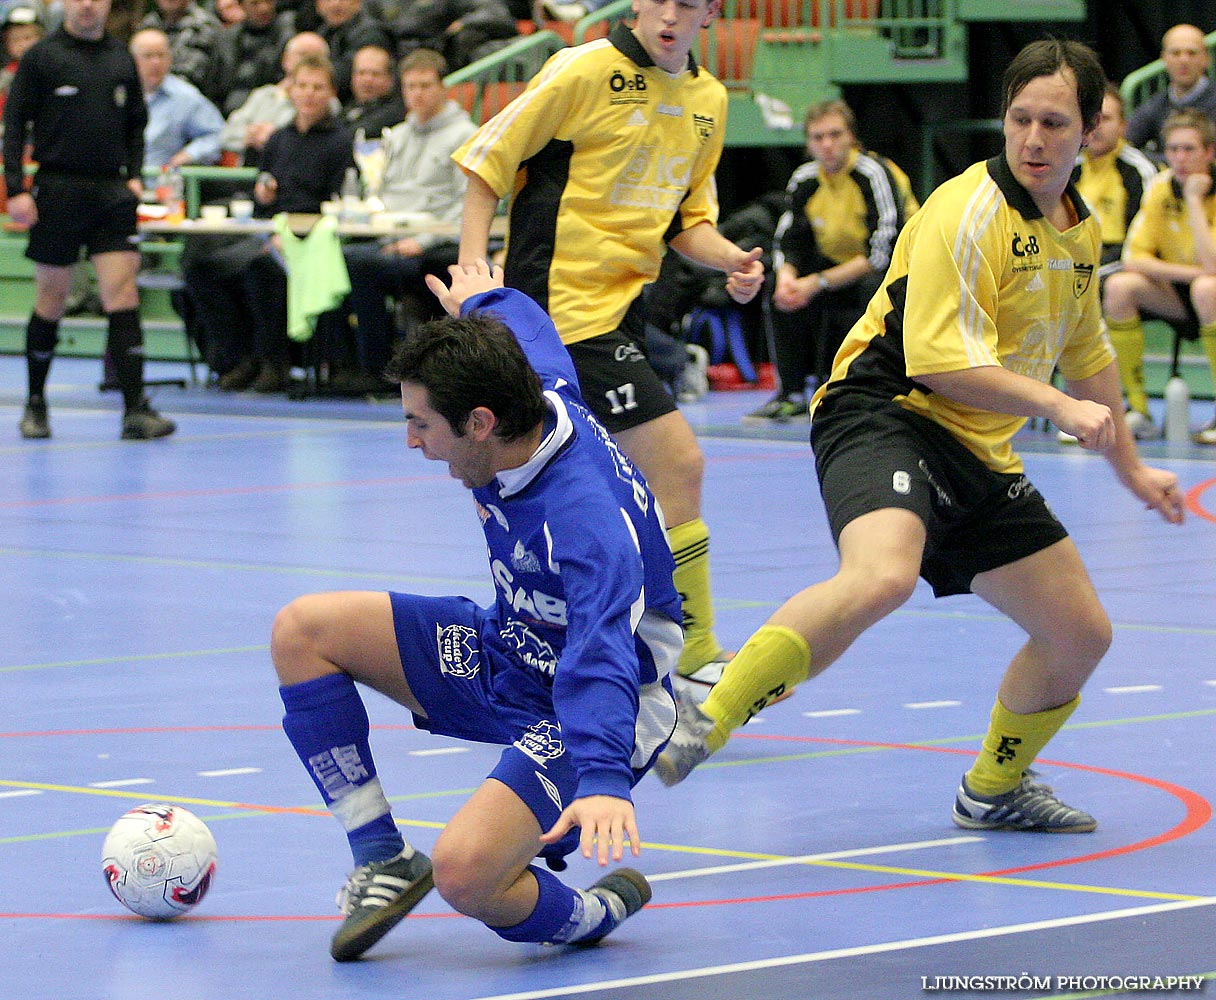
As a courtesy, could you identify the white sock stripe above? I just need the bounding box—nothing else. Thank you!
[330,777,392,832]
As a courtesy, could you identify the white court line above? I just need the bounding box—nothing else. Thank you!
[465,897,1216,1000]
[408,748,470,757]
[197,768,262,777]
[1207,680,1216,687]
[0,789,41,799]
[904,700,962,709]
[647,836,983,882]
[90,778,154,788]
[1104,685,1164,694]
[802,709,861,718]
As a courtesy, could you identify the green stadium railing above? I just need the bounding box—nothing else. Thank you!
[1120,28,1216,116]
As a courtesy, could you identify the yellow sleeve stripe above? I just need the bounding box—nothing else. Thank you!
[952,175,1003,368]
[458,39,613,175]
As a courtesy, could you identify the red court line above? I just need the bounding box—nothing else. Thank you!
[1186,478,1216,523]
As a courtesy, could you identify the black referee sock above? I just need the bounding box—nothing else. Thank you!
[25,312,59,401]
[106,309,145,411]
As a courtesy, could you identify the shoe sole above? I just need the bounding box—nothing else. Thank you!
[575,868,652,946]
[330,865,435,962]
[951,809,1096,834]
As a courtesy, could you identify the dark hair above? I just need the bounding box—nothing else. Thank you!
[400,47,447,80]
[384,313,547,442]
[1001,38,1106,131]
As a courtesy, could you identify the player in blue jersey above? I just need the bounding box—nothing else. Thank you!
[272,259,683,962]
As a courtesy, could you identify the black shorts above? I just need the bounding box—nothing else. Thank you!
[564,299,678,433]
[25,172,140,267]
[811,393,1068,597]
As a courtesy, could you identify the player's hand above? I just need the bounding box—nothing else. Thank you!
[540,795,640,867]
[1183,171,1213,200]
[1122,465,1185,525]
[1055,398,1115,452]
[6,192,36,228]
[425,258,504,316]
[726,246,765,304]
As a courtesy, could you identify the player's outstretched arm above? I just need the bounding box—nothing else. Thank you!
[425,259,505,316]
[540,795,641,867]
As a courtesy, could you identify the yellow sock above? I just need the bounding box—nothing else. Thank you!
[669,518,725,674]
[1200,324,1216,394]
[701,625,811,751]
[1106,317,1148,415]
[965,695,1080,796]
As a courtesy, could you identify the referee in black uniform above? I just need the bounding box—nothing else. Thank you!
[3,0,175,440]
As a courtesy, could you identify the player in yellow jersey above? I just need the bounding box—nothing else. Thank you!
[1103,108,1216,443]
[656,40,1185,833]
[454,0,764,688]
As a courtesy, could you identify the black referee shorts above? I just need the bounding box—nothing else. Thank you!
[25,172,140,267]
[811,393,1068,597]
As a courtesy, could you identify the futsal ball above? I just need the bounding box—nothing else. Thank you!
[102,803,217,920]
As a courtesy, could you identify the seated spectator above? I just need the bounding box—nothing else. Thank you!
[1126,24,1216,159]
[338,48,475,390]
[184,53,353,392]
[744,99,909,425]
[132,27,224,168]
[219,29,333,167]
[315,0,392,103]
[215,0,246,23]
[1075,83,1159,277]
[205,0,296,115]
[1104,108,1216,444]
[341,42,402,135]
[394,0,516,71]
[1,5,42,124]
[138,0,221,92]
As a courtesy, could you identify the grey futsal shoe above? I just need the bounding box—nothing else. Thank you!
[330,849,434,961]
[952,771,1097,833]
[578,868,653,945]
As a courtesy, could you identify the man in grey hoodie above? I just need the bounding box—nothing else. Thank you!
[341,48,476,388]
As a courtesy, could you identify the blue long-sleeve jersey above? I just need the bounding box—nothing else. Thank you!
[464,287,683,803]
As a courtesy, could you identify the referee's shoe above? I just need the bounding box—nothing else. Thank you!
[121,399,176,440]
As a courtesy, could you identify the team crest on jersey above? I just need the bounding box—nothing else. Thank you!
[1073,263,1094,299]
[693,113,715,141]
[436,624,480,678]
[499,621,558,676]
[511,540,542,574]
[475,501,508,530]
[516,720,564,763]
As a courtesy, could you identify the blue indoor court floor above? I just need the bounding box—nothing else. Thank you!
[1,358,1214,1000]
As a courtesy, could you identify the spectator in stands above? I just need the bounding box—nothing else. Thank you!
[534,0,610,24]
[1104,108,1216,444]
[1075,83,1158,277]
[184,53,352,393]
[338,48,474,391]
[205,0,296,115]
[132,27,224,167]
[215,0,245,23]
[393,0,516,71]
[0,5,42,125]
[219,29,332,166]
[743,99,909,425]
[315,0,392,103]
[138,0,221,92]
[1126,23,1216,157]
[341,42,402,134]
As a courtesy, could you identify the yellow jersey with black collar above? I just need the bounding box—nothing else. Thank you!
[1073,138,1158,250]
[453,23,727,346]
[812,155,1114,475]
[1124,167,1216,267]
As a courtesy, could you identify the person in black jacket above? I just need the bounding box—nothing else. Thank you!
[203,0,296,115]
[393,0,516,71]
[3,0,175,440]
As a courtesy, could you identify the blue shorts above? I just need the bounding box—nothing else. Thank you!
[389,592,584,864]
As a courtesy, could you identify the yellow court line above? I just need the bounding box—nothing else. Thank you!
[637,840,1201,902]
[3,783,1202,903]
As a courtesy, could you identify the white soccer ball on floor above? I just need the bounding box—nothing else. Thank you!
[102,803,217,920]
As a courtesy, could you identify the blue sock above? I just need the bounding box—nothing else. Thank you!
[491,866,612,945]
[280,673,406,866]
